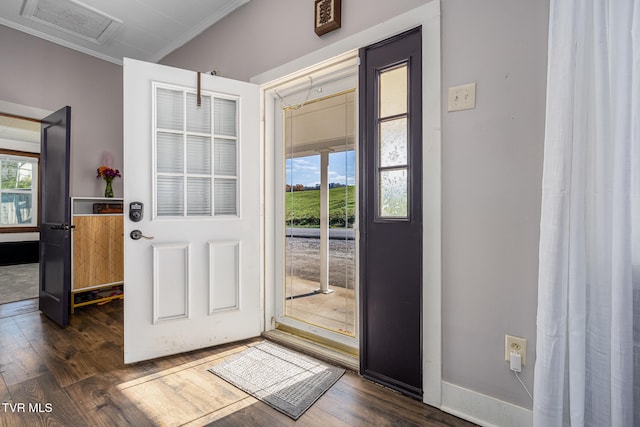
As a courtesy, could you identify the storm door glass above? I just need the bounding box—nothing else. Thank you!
[283,91,357,337]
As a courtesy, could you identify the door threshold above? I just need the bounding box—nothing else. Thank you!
[262,329,359,372]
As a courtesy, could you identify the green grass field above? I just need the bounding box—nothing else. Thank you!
[285,186,355,228]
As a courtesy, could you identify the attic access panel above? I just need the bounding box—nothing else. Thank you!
[21,0,121,44]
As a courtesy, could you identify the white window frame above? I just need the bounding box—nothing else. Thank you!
[0,151,39,229]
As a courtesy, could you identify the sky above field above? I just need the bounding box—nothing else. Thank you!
[286,150,356,187]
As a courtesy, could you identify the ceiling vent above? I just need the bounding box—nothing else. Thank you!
[21,0,121,45]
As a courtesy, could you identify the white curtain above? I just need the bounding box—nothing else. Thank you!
[534,1,639,426]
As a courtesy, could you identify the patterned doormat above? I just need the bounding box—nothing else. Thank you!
[208,341,345,420]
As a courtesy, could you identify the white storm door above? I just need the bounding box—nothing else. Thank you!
[123,58,261,363]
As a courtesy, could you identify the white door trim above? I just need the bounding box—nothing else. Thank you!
[254,1,442,407]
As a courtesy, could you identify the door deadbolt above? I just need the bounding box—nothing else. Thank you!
[129,202,144,222]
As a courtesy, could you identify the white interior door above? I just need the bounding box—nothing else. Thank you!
[123,58,261,363]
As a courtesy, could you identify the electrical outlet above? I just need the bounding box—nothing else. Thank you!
[505,335,527,366]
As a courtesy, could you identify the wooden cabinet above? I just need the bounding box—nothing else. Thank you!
[71,197,124,313]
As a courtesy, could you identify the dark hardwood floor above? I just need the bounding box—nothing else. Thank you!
[0,299,476,426]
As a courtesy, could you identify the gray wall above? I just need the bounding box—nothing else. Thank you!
[440,0,547,408]
[0,25,123,198]
[163,0,548,410]
[161,0,430,81]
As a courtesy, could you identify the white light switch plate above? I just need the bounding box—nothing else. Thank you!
[448,82,476,112]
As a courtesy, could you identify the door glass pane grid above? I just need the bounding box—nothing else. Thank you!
[157,132,184,174]
[154,84,239,218]
[379,168,408,217]
[187,177,212,216]
[380,118,407,167]
[157,175,184,216]
[186,135,212,175]
[186,93,211,133]
[214,178,237,215]
[214,98,238,137]
[377,63,409,220]
[157,88,183,130]
[379,64,408,117]
[214,138,237,177]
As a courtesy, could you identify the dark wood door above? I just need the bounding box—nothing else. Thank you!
[39,106,72,327]
[359,28,422,398]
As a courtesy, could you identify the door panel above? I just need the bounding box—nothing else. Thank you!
[39,106,72,327]
[359,28,423,398]
[123,59,261,363]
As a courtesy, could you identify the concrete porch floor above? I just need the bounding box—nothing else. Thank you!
[284,275,356,337]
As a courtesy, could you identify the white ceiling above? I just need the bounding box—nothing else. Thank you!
[0,0,250,65]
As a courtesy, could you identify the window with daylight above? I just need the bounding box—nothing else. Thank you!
[153,84,239,218]
[0,152,39,228]
[377,63,409,219]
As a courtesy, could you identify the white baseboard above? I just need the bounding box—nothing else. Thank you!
[441,382,532,427]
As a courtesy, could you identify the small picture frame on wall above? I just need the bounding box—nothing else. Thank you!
[314,0,342,36]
